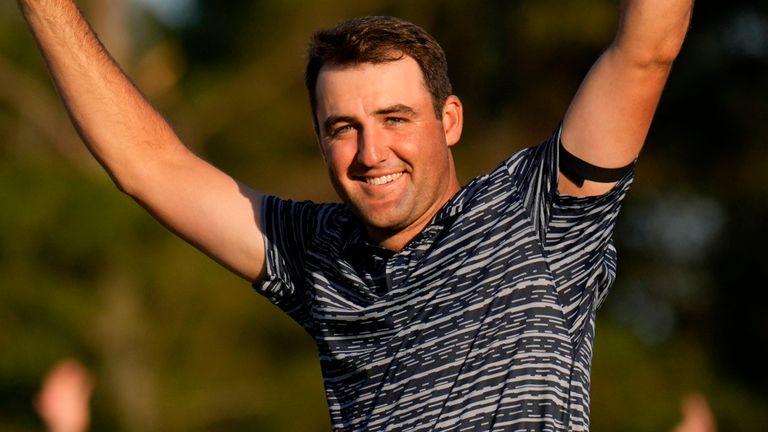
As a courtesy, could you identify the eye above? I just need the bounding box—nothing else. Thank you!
[385,117,406,125]
[330,124,355,138]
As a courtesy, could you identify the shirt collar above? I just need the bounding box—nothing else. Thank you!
[433,184,471,223]
[341,184,472,254]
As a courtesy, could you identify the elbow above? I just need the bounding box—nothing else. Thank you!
[110,170,143,200]
[612,37,685,71]
[106,140,187,200]
[638,48,679,71]
[106,158,158,201]
[84,153,142,198]
[647,35,687,68]
[616,21,690,67]
[113,175,136,197]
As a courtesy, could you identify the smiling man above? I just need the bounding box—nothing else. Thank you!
[315,55,462,250]
[18,0,693,430]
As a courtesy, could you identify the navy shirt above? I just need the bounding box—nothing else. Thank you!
[255,127,634,431]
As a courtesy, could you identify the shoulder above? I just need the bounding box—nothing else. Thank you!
[263,196,347,222]
[262,195,358,248]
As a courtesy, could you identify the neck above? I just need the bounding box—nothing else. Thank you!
[366,219,431,252]
[367,181,461,252]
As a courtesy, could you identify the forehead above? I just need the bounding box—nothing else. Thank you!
[314,57,430,117]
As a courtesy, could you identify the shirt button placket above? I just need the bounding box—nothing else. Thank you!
[384,258,398,291]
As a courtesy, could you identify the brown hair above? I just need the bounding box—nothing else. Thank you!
[305,16,453,131]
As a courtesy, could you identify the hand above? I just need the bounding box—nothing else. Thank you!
[672,392,717,432]
[35,359,95,432]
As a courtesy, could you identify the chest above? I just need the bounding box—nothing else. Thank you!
[306,202,570,360]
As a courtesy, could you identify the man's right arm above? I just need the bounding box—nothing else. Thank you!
[18,0,267,282]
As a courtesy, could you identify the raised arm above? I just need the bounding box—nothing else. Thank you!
[18,0,266,282]
[560,0,694,196]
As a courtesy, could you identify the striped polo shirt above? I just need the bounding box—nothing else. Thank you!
[255,126,634,431]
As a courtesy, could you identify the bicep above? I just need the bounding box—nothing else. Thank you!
[132,148,267,283]
[560,48,672,196]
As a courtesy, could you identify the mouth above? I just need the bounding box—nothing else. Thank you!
[362,172,404,186]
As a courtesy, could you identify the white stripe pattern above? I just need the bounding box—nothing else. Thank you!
[255,126,633,431]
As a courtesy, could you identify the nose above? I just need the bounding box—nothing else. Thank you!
[356,127,389,167]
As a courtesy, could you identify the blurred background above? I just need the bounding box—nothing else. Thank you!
[1,0,766,430]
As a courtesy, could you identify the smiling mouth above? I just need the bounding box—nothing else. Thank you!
[363,172,404,185]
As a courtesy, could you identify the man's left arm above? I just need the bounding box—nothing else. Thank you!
[559,0,694,197]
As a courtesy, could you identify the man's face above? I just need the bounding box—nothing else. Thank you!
[314,56,463,250]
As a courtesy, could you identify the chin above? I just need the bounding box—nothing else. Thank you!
[357,210,398,230]
[351,205,407,229]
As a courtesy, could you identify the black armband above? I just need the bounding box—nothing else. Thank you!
[559,139,634,187]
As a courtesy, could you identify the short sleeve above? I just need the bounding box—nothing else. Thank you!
[506,124,635,324]
[548,169,634,312]
[253,195,322,328]
[505,124,634,247]
[504,125,561,242]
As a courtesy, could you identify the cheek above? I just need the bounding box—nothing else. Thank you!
[323,145,352,176]
[405,129,447,162]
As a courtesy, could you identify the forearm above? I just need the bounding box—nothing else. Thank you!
[18,0,186,194]
[612,0,694,67]
[18,0,269,282]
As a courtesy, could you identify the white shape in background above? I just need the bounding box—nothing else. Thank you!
[132,0,198,27]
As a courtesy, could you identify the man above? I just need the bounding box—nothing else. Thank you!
[18,0,693,430]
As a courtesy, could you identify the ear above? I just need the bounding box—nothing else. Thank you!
[441,95,463,147]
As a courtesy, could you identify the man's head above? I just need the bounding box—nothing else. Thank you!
[306,16,463,250]
[305,16,453,131]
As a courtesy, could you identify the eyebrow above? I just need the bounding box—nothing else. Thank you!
[375,104,416,117]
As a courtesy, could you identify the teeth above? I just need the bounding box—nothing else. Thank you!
[365,172,404,185]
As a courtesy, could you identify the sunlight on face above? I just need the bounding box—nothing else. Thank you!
[315,56,463,250]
